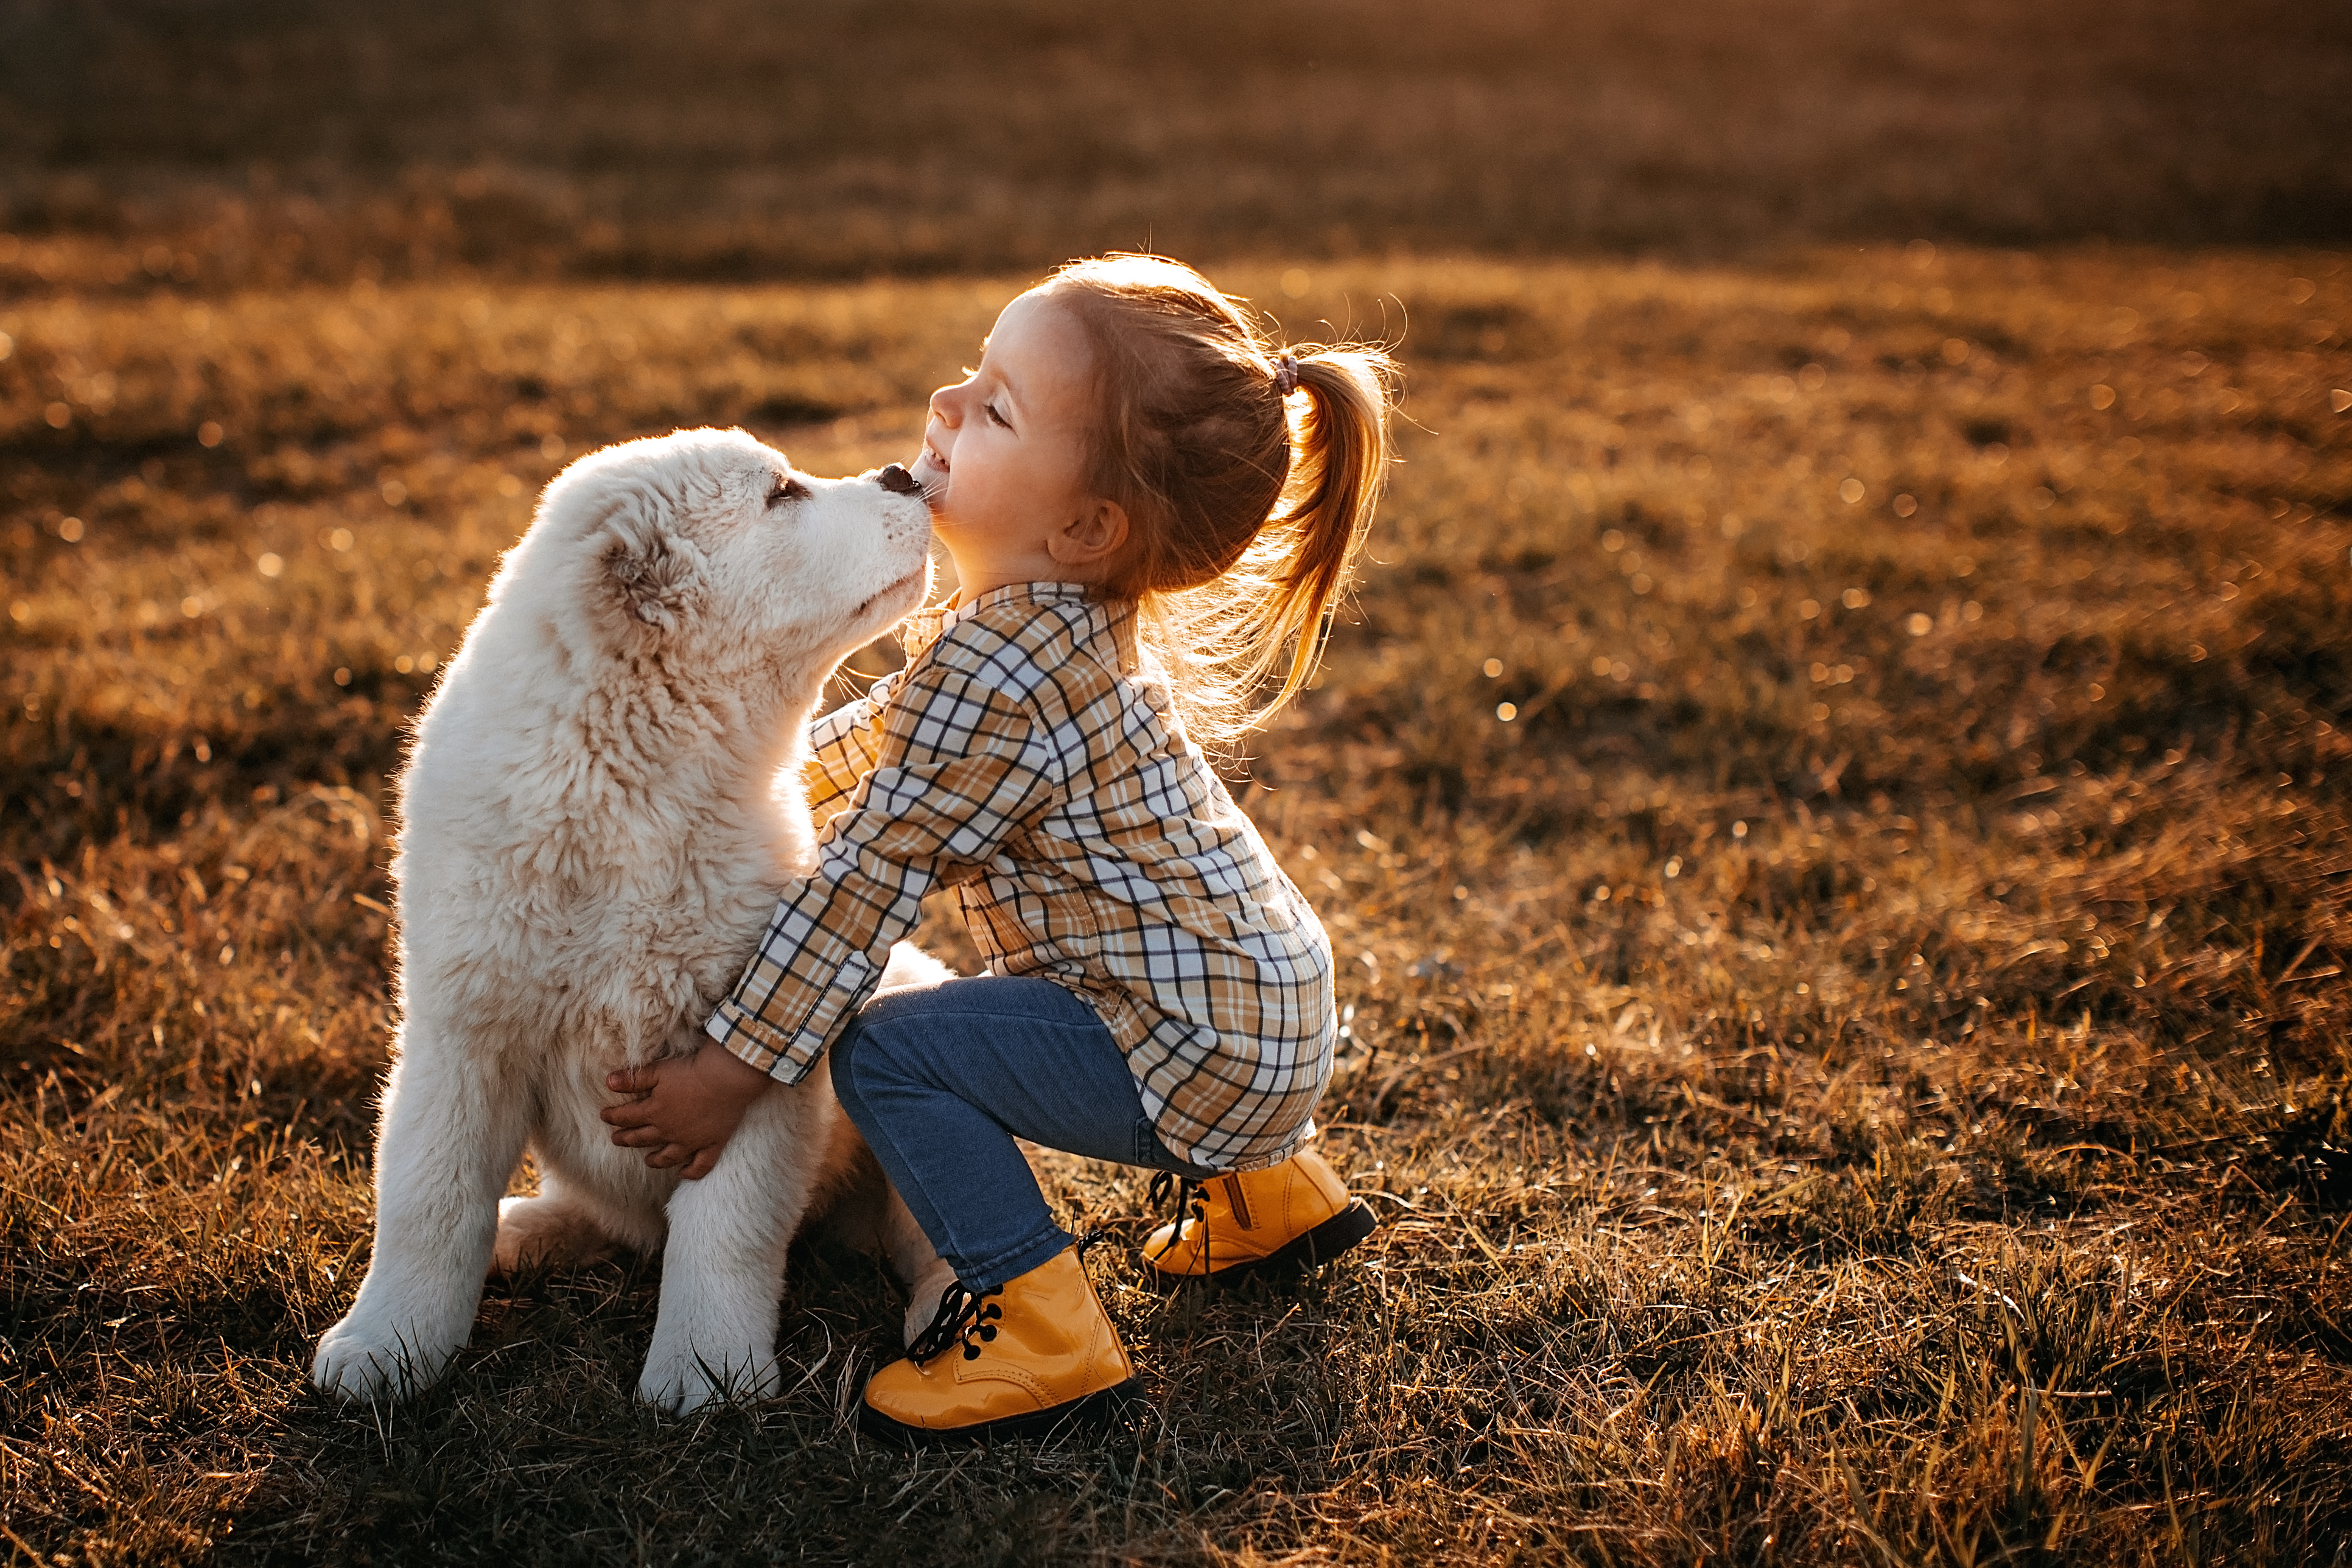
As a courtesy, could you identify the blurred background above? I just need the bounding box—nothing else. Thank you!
[3,0,2348,290]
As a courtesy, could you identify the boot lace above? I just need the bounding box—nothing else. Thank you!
[1147,1172,1211,1277]
[905,1279,1006,1364]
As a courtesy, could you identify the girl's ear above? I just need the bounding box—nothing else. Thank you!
[1048,497,1130,572]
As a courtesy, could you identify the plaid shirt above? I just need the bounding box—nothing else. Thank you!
[704,580,1336,1170]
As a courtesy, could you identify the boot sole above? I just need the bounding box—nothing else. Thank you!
[1150,1198,1379,1286]
[856,1377,1142,1449]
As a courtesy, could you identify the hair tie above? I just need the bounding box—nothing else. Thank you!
[1274,353,1300,396]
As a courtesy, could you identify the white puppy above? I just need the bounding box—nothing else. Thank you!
[312,427,956,1413]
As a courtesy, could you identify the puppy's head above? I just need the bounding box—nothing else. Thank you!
[515,427,933,676]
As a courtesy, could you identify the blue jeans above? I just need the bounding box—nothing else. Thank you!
[830,975,1217,1292]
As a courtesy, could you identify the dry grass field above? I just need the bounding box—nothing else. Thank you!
[6,245,2350,1566]
[3,0,2348,292]
[7,1,2352,1564]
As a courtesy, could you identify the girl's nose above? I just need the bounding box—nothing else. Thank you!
[928,383,961,426]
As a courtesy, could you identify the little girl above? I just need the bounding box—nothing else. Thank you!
[600,254,1395,1444]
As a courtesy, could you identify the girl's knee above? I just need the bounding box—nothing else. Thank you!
[828,999,933,1119]
[830,1013,926,1132]
[855,982,942,1032]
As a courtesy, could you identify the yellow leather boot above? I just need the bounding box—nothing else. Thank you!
[859,1245,1140,1446]
[1143,1147,1377,1283]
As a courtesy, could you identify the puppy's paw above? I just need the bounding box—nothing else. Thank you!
[312,1313,460,1403]
[492,1194,620,1276]
[637,1332,780,1415]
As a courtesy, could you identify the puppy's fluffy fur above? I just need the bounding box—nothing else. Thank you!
[312,428,953,1412]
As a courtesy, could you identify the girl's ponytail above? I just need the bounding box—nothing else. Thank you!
[1045,254,1399,749]
[1257,347,1393,715]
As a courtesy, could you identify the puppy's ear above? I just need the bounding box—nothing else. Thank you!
[598,497,702,634]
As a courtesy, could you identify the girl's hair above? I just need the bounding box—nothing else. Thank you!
[1042,254,1396,747]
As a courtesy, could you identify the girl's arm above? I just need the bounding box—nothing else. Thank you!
[707,657,1060,1082]
[803,675,895,828]
[598,1042,768,1178]
[604,659,1055,1173]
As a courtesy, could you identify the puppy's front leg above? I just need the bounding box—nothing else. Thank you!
[313,1027,528,1402]
[638,1082,822,1413]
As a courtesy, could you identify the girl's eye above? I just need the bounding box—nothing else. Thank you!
[984,402,1011,429]
[768,475,813,507]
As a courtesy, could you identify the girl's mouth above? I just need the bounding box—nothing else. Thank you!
[910,443,948,508]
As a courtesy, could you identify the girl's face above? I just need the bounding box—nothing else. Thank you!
[911,290,1107,591]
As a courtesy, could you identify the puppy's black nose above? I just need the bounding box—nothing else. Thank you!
[875,464,922,495]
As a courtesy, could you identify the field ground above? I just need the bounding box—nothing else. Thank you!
[4,0,2348,292]
[4,243,2352,1564]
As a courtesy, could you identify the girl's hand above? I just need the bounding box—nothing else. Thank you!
[600,1047,771,1180]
